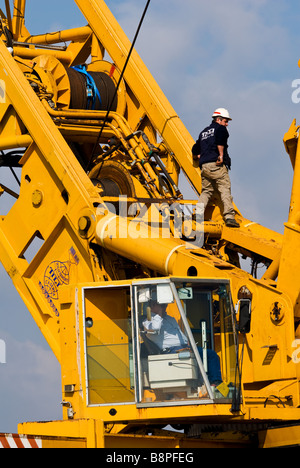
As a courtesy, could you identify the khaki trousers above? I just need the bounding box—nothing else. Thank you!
[199,162,235,220]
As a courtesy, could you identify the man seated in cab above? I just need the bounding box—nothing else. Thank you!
[142,300,222,386]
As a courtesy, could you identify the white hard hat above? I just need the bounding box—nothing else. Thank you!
[212,108,232,120]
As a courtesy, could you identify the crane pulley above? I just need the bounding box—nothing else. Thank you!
[0,0,299,449]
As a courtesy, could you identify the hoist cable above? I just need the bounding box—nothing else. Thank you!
[86,0,151,171]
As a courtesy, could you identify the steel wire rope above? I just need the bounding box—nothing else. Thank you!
[86,0,152,172]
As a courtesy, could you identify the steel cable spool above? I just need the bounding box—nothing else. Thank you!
[26,55,126,114]
[90,71,117,111]
[66,67,87,109]
[66,67,118,111]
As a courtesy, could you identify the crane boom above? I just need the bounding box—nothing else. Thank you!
[0,0,299,449]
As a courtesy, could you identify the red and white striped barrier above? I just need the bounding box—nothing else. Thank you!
[0,434,42,448]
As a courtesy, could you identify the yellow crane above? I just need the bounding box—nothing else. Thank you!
[0,0,299,448]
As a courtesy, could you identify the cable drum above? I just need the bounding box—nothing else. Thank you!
[66,67,86,109]
[90,71,118,111]
[66,67,118,111]
[89,160,136,198]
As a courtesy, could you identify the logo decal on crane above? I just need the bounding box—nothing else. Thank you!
[39,247,79,316]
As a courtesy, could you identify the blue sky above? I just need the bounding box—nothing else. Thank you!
[1,0,300,432]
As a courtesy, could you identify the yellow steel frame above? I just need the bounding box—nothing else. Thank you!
[0,0,298,448]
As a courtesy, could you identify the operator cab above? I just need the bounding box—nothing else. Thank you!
[83,278,241,409]
[134,279,238,406]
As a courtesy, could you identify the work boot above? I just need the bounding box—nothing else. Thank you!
[225,218,240,228]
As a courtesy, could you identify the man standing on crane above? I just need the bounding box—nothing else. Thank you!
[192,108,240,228]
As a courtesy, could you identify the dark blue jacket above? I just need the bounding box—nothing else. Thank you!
[192,120,231,169]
